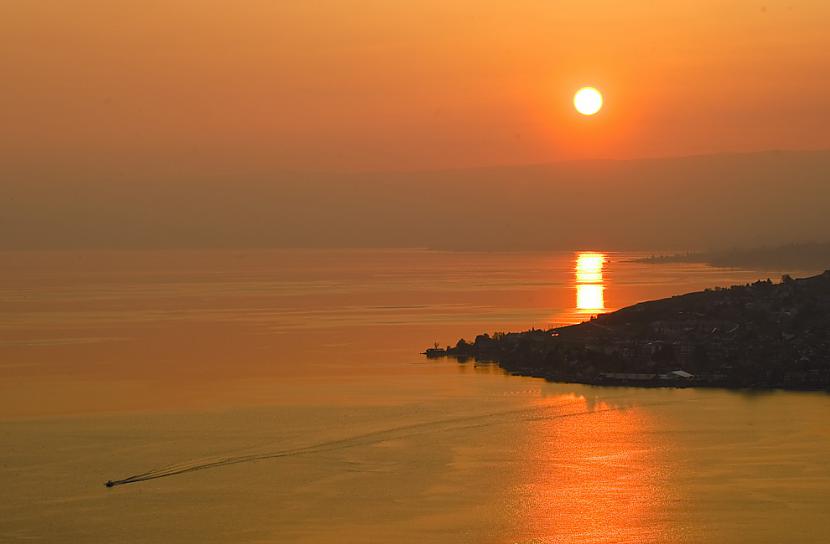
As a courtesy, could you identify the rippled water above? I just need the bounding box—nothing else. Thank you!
[1,249,828,543]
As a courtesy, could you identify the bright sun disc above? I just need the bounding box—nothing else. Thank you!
[574,87,603,115]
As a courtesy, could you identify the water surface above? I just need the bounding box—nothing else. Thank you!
[1,249,828,543]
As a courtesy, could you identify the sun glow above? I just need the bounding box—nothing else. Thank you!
[576,253,605,283]
[574,87,603,115]
[575,252,606,312]
[577,284,604,311]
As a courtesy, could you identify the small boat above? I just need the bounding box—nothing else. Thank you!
[423,347,448,358]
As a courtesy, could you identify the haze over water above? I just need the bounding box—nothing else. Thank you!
[2,249,829,543]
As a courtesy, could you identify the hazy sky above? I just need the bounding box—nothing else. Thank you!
[3,1,830,171]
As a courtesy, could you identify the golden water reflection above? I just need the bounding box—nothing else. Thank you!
[511,395,672,543]
[575,252,606,314]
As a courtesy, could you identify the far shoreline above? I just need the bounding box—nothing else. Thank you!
[632,242,830,271]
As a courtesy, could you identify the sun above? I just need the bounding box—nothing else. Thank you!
[574,87,603,116]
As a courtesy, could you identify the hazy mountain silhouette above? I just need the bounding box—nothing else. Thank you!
[3,149,828,251]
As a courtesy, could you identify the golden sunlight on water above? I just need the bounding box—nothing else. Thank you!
[511,395,671,543]
[575,252,606,314]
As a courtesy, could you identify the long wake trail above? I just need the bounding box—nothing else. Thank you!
[104,395,677,488]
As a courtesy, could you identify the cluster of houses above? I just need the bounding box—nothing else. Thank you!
[426,271,830,389]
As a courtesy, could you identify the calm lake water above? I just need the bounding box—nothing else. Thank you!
[1,249,829,543]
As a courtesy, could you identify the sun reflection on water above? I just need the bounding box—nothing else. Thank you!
[576,252,606,314]
[576,284,604,312]
[509,395,673,543]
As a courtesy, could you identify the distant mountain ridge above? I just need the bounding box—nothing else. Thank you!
[3,149,829,251]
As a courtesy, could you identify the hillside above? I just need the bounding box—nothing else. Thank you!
[427,271,830,389]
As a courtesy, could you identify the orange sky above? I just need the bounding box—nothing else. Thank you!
[3,0,829,171]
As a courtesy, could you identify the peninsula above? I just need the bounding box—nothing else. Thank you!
[633,242,830,270]
[425,271,830,390]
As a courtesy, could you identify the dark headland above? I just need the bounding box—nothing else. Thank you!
[425,271,830,390]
